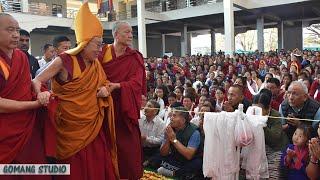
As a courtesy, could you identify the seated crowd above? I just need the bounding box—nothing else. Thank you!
[139,49,320,179]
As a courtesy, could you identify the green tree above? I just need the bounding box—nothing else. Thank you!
[304,24,320,48]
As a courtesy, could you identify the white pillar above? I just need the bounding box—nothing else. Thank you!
[162,34,166,56]
[278,21,284,50]
[137,0,147,57]
[21,0,29,13]
[257,16,264,52]
[223,0,235,56]
[210,29,216,55]
[181,25,188,56]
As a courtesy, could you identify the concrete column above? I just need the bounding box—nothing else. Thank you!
[257,16,264,52]
[210,29,216,55]
[180,25,188,56]
[283,21,303,50]
[162,34,166,56]
[21,0,29,13]
[166,35,181,56]
[223,0,235,56]
[278,21,284,50]
[137,0,147,57]
[187,32,191,55]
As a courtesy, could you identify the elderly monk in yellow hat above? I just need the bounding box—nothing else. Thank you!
[32,2,118,180]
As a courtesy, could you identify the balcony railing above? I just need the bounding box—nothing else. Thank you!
[1,0,52,16]
[0,0,220,22]
[0,0,108,21]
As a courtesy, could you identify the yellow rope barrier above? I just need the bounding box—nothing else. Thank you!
[141,107,320,122]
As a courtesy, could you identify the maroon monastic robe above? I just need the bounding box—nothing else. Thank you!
[0,49,51,180]
[100,45,146,180]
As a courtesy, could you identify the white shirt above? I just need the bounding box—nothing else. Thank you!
[38,57,49,69]
[191,106,201,126]
[215,100,224,112]
[139,115,166,148]
[191,116,201,127]
[205,78,213,86]
[163,108,171,126]
[157,98,165,119]
[272,74,281,81]
[192,80,203,92]
[139,109,146,120]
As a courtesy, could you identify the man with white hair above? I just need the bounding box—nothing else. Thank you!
[99,21,146,179]
[280,81,320,141]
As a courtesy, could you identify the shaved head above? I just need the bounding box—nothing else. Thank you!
[0,13,20,51]
[0,13,13,20]
[0,13,11,17]
[287,80,309,108]
[112,21,132,46]
[112,21,130,37]
[0,13,18,28]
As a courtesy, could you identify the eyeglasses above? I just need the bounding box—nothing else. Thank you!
[89,41,104,49]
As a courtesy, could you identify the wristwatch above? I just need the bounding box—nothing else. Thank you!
[173,139,178,144]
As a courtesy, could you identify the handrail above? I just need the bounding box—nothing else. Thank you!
[0,0,220,21]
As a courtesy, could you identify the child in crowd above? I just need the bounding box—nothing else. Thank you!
[281,125,312,180]
[306,123,320,179]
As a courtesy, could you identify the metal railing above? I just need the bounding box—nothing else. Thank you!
[66,9,78,19]
[0,0,220,22]
[0,1,105,20]
[1,0,52,15]
[111,0,220,21]
[143,0,219,12]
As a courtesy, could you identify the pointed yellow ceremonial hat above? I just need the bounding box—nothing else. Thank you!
[65,2,103,55]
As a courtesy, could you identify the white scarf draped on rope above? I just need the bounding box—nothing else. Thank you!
[203,105,269,180]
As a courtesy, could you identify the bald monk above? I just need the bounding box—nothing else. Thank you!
[99,21,146,179]
[0,13,51,180]
[32,3,118,180]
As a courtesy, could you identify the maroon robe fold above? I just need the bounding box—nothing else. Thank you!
[100,45,146,180]
[38,90,58,158]
[0,49,51,180]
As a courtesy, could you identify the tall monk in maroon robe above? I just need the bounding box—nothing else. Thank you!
[99,21,147,180]
[32,3,118,180]
[0,13,51,180]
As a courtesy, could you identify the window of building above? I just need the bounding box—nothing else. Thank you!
[52,4,62,17]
